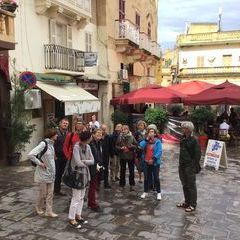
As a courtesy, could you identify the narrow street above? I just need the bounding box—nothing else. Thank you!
[0,143,239,240]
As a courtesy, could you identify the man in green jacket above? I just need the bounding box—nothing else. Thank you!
[177,121,201,212]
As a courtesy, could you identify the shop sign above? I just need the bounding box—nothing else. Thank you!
[65,101,100,115]
[203,140,228,170]
[85,52,98,67]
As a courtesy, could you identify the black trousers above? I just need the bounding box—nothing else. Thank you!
[119,158,135,187]
[54,156,67,193]
[179,165,197,208]
[103,157,110,187]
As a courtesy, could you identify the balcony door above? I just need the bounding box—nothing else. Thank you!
[119,0,125,21]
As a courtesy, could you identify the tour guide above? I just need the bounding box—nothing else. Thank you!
[177,121,201,213]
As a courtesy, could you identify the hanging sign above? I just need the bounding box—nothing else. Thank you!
[84,52,98,66]
[19,71,37,88]
[203,140,228,170]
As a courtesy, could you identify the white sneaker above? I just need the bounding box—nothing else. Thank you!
[140,192,148,199]
[157,193,162,201]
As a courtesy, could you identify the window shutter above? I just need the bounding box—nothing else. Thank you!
[67,25,73,48]
[49,19,56,44]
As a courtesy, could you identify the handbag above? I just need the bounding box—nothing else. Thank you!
[62,160,88,189]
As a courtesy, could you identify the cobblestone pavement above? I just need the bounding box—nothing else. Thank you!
[0,143,239,240]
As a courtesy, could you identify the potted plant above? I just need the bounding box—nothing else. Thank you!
[0,0,18,13]
[6,62,35,165]
[190,107,215,149]
[111,109,129,125]
[144,107,168,134]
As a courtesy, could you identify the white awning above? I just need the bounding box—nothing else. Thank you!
[36,81,100,115]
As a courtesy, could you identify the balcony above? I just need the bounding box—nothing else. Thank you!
[115,19,140,53]
[179,66,240,77]
[151,41,161,59]
[44,44,85,74]
[140,32,152,53]
[0,8,15,50]
[177,30,240,47]
[35,0,91,24]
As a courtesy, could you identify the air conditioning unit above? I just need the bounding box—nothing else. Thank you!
[24,89,42,110]
[118,69,128,81]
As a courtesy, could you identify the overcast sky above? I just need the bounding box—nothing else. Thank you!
[158,0,240,50]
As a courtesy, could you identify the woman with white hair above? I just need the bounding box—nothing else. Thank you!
[177,121,201,212]
[139,124,162,200]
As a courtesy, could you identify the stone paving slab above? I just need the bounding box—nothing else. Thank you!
[0,143,240,240]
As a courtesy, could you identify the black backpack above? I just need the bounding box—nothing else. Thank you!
[31,140,48,167]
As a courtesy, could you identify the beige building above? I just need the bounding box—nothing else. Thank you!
[177,23,240,85]
[96,0,160,121]
[161,49,178,87]
[10,0,107,160]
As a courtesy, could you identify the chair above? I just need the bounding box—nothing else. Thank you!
[218,129,230,142]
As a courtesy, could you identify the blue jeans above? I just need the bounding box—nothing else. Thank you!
[143,164,161,193]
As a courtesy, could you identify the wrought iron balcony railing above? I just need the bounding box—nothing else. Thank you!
[139,32,152,53]
[115,19,140,46]
[151,41,161,58]
[44,44,85,72]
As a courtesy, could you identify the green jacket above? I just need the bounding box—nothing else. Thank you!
[179,135,201,168]
[116,133,137,160]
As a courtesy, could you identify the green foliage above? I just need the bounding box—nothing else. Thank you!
[111,109,129,125]
[144,107,168,133]
[168,104,184,117]
[190,107,215,135]
[7,62,35,153]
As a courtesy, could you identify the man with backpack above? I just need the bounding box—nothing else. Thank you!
[54,118,69,196]
[177,121,201,213]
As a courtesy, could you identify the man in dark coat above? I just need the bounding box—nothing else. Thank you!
[101,124,113,189]
[54,118,69,196]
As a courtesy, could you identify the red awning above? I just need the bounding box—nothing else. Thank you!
[111,85,186,105]
[184,81,240,105]
[167,81,214,96]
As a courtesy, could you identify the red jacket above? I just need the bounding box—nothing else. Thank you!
[63,132,80,160]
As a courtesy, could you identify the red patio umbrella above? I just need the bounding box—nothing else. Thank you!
[167,80,214,95]
[184,81,240,105]
[111,86,186,105]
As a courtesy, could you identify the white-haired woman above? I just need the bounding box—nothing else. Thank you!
[177,121,201,212]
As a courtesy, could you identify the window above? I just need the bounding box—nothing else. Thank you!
[147,67,150,76]
[49,19,72,48]
[85,32,92,52]
[119,0,125,20]
[128,63,134,76]
[135,12,140,30]
[197,56,204,67]
[222,55,232,66]
[147,22,151,38]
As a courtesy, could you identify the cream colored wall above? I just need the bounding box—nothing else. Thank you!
[179,45,240,69]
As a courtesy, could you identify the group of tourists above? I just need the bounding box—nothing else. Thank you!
[28,114,201,229]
